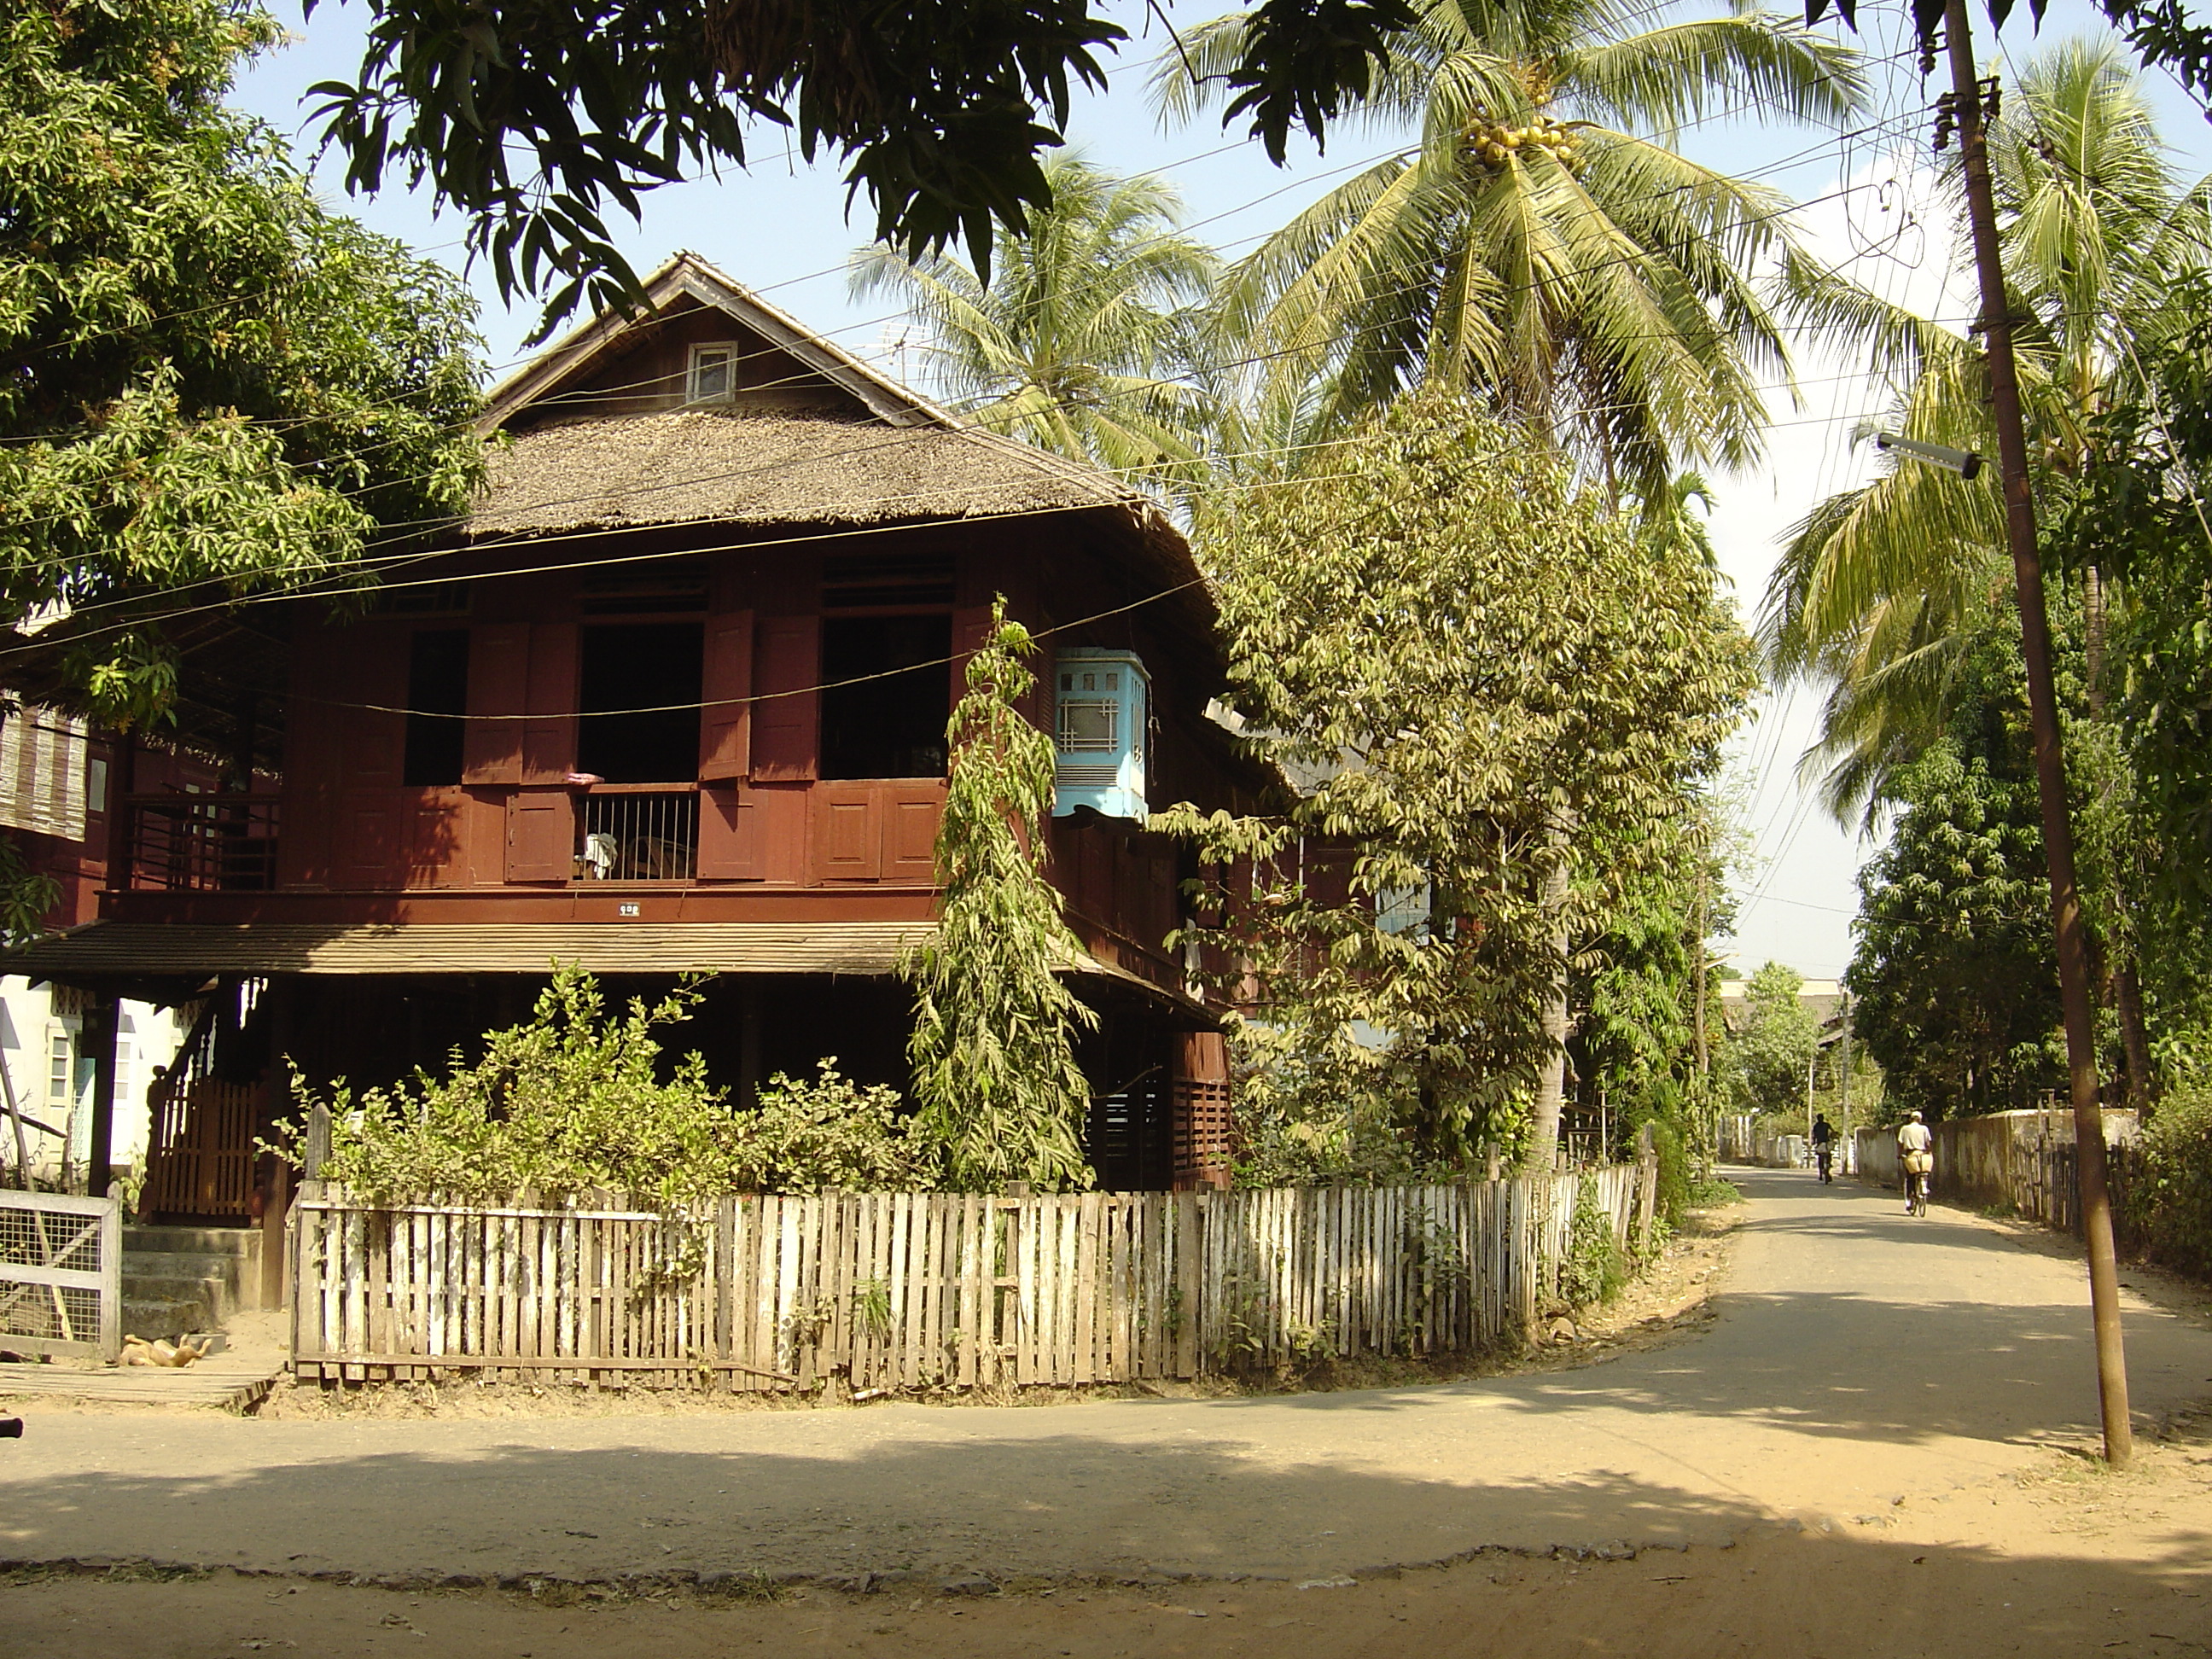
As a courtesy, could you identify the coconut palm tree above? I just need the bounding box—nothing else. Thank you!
[850,155,1221,477]
[1151,0,1875,492]
[1762,38,2209,823]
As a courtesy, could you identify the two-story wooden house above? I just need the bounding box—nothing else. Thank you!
[6,254,1256,1221]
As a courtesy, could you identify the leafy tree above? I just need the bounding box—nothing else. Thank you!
[1153,0,1877,489]
[278,967,937,1203]
[1844,748,2067,1120]
[305,0,1417,336]
[1160,392,1756,1172]
[903,599,1097,1190]
[1720,959,1821,1119]
[0,0,485,728]
[850,155,1220,475]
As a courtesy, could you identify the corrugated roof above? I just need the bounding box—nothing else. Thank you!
[6,921,933,978]
[1,921,1208,1016]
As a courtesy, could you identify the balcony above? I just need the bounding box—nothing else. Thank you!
[576,788,697,882]
[120,794,281,893]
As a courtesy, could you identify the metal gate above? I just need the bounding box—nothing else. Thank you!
[0,1190,122,1361]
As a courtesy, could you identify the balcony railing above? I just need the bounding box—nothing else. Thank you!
[123,794,280,893]
[577,789,697,882]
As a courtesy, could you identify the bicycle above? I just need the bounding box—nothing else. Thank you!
[1902,1155,1932,1216]
[1815,1144,1834,1185]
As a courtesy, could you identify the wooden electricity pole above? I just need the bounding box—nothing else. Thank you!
[1944,0,2132,1465]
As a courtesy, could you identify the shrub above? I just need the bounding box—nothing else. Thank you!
[2133,1086,2212,1278]
[1557,1179,1627,1307]
[734,1060,940,1192]
[275,964,933,1204]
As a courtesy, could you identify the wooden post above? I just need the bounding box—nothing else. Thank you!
[261,1157,290,1312]
[83,995,119,1199]
[304,1101,332,1181]
[0,1047,31,1187]
[1945,0,2130,1465]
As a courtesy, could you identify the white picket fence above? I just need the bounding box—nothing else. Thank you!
[291,1164,1654,1390]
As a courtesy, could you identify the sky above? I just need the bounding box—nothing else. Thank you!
[226,0,2212,984]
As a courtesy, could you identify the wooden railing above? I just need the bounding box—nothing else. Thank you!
[290,1167,1655,1388]
[121,793,281,892]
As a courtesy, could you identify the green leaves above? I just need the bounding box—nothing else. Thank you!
[280,967,940,1202]
[901,598,1097,1190]
[850,155,1221,479]
[1165,0,1867,488]
[0,0,484,725]
[1162,392,1755,1170]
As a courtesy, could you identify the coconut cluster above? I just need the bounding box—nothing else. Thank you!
[1469,112,1584,170]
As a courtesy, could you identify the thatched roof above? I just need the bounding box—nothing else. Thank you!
[466,406,1144,540]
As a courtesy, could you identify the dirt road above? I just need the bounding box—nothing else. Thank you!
[4,1170,2210,1655]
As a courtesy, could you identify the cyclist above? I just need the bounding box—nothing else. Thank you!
[1896,1110,1934,1215]
[1810,1113,1836,1184]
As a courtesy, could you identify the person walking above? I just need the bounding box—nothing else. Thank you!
[1896,1110,1934,1215]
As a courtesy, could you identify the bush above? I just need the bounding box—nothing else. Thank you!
[734,1060,940,1191]
[276,965,934,1204]
[1557,1179,1627,1307]
[2133,1085,2212,1278]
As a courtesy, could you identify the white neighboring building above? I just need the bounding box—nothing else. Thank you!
[0,707,194,1188]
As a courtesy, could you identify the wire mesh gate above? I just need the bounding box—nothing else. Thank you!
[0,1190,123,1361]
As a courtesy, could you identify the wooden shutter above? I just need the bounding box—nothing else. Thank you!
[698,608,754,780]
[885,785,942,884]
[333,794,404,887]
[812,783,880,880]
[521,622,579,784]
[463,622,529,785]
[696,784,764,879]
[749,615,818,782]
[342,623,408,789]
[504,789,573,882]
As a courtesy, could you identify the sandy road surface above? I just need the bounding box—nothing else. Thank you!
[3,1171,2211,1586]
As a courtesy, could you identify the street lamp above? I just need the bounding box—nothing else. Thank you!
[1875,431,1983,480]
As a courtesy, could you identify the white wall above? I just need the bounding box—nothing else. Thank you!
[0,976,191,1182]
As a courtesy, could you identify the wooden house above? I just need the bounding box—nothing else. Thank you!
[5,254,1257,1223]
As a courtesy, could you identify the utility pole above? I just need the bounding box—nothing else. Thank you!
[1943,0,2132,1465]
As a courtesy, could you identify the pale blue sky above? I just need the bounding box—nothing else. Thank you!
[227,0,2212,983]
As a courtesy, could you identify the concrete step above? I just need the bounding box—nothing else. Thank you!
[122,1295,212,1343]
[121,1272,236,1324]
[123,1249,250,1287]
[123,1225,261,1260]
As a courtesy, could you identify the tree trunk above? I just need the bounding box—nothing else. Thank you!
[2116,958,2156,1115]
[1527,810,1575,1172]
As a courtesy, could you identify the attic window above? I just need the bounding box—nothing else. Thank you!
[688,343,738,404]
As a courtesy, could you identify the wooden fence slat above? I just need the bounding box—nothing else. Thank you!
[290,1171,1636,1389]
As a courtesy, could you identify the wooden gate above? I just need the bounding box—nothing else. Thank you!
[143,1080,260,1220]
[0,1189,122,1361]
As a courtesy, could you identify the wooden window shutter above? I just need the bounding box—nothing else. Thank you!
[749,615,819,782]
[503,789,573,882]
[885,785,942,883]
[696,784,764,879]
[698,608,754,780]
[463,622,529,784]
[812,783,881,880]
[341,624,410,790]
[521,622,579,784]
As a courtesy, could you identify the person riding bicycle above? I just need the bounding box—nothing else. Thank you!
[1896,1110,1934,1214]
[1810,1113,1836,1183]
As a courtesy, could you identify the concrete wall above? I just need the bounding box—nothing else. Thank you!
[1853,1108,2139,1225]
